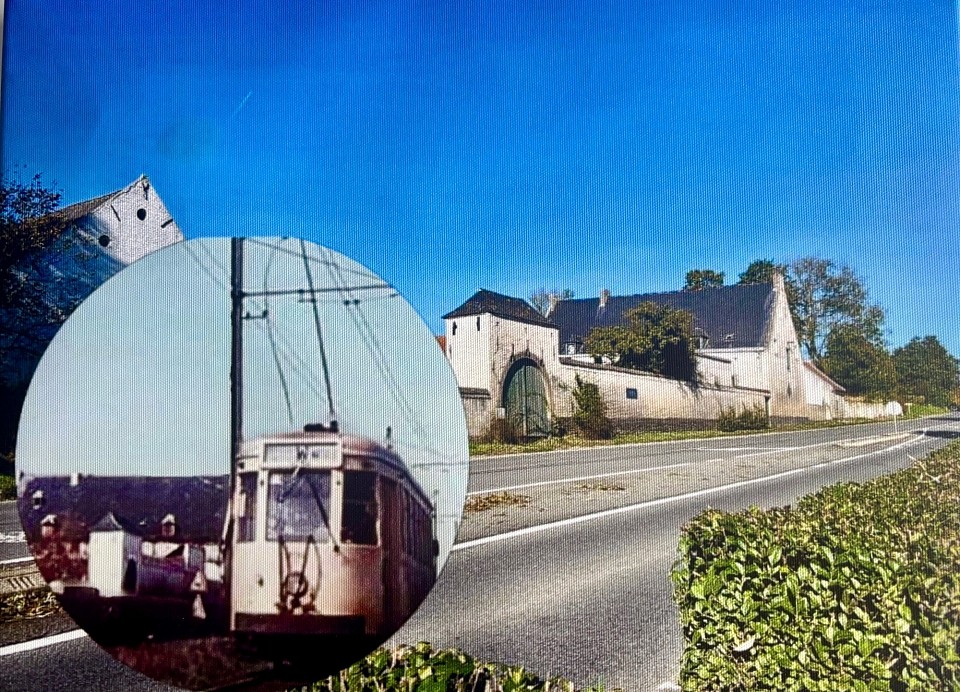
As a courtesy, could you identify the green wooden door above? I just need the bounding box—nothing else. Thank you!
[503,361,550,438]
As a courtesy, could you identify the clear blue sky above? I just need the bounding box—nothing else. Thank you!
[3,1,959,354]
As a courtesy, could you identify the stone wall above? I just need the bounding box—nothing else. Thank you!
[551,359,769,426]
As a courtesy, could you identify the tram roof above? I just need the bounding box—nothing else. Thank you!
[240,430,433,508]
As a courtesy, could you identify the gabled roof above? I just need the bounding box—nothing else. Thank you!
[442,289,556,328]
[90,512,139,534]
[53,175,149,224]
[550,283,776,349]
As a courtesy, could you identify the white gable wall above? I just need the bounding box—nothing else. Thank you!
[77,176,183,265]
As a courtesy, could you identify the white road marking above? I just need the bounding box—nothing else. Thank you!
[0,629,88,657]
[0,557,34,566]
[467,462,693,495]
[0,532,25,543]
[453,430,927,551]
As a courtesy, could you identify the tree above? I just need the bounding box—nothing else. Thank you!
[785,257,884,364]
[737,259,783,285]
[684,269,724,291]
[571,375,612,439]
[529,287,574,316]
[893,336,960,407]
[0,172,67,470]
[819,324,897,400]
[583,301,698,381]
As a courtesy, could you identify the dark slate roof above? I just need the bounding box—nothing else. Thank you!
[551,283,776,349]
[442,289,557,328]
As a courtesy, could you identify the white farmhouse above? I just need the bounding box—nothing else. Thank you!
[443,272,877,438]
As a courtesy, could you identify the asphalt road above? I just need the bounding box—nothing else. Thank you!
[0,498,29,566]
[2,415,958,692]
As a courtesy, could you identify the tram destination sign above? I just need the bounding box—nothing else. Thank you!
[264,442,341,468]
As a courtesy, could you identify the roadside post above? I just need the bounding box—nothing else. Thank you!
[885,400,904,434]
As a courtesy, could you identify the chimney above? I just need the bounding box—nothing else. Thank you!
[771,269,787,294]
[599,289,611,310]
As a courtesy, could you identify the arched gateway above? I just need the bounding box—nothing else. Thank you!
[502,358,550,438]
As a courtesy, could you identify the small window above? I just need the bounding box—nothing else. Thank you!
[452,322,457,335]
[237,472,258,542]
[626,388,638,400]
[136,208,147,221]
[98,234,111,247]
[476,315,481,331]
[341,470,378,545]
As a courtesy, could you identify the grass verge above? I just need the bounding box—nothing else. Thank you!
[469,416,888,457]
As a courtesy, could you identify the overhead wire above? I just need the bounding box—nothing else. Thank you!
[298,238,337,420]
[185,240,324,402]
[263,242,296,425]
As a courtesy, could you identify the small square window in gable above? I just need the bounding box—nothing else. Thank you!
[626,388,638,400]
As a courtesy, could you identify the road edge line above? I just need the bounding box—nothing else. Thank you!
[0,629,87,657]
[453,430,926,551]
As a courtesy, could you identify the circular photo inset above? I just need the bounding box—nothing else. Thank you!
[16,237,469,690]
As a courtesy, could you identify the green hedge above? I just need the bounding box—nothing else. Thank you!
[299,642,606,692]
[717,405,769,433]
[672,440,960,691]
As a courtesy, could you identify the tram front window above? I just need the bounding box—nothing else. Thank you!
[267,470,332,542]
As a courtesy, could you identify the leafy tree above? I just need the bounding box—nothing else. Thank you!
[529,287,574,316]
[737,259,783,285]
[571,375,612,439]
[819,324,897,400]
[583,301,698,381]
[0,172,71,351]
[0,172,67,469]
[893,336,960,407]
[785,257,884,364]
[684,269,724,291]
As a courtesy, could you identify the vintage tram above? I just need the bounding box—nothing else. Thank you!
[226,425,437,654]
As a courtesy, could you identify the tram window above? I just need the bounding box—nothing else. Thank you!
[237,472,258,542]
[266,470,332,542]
[341,471,378,545]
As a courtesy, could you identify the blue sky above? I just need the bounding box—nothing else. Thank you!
[16,238,468,556]
[3,1,959,354]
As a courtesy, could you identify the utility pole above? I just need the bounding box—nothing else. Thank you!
[230,237,244,490]
[220,237,244,630]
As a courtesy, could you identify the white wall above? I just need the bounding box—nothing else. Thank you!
[550,360,768,423]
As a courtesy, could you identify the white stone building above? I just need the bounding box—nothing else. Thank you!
[442,273,878,438]
[1,175,184,386]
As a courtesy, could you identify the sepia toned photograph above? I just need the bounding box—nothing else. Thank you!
[14,238,468,690]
